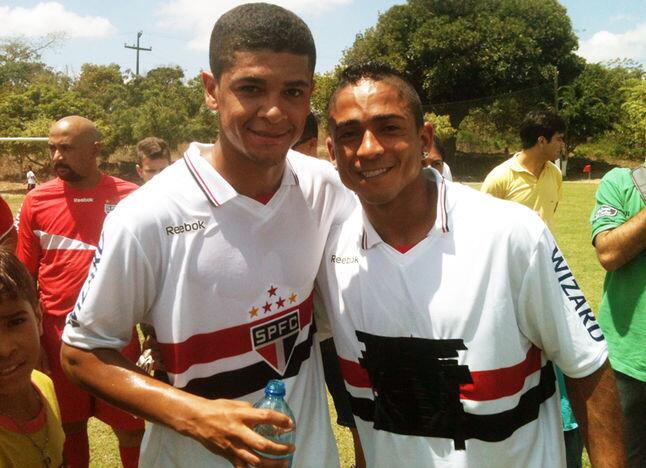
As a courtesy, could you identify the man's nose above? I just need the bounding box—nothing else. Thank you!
[356,130,384,160]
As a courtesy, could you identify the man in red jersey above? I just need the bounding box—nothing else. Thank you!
[15,116,144,468]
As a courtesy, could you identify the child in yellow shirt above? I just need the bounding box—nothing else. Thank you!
[0,250,65,467]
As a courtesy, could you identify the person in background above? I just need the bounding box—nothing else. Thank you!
[136,136,171,183]
[319,62,625,467]
[292,113,319,157]
[16,116,143,468]
[0,250,66,467]
[481,109,564,232]
[423,137,452,181]
[591,159,646,468]
[26,166,37,192]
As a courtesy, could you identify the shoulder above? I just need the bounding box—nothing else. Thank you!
[482,158,515,188]
[287,151,339,181]
[101,175,139,195]
[31,370,56,395]
[599,166,632,188]
[286,150,350,199]
[451,182,546,243]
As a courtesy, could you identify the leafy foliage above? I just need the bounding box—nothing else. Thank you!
[342,0,583,129]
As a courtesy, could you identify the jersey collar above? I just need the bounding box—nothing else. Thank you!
[360,168,450,250]
[182,142,298,207]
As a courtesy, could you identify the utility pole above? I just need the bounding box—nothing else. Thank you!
[124,31,151,76]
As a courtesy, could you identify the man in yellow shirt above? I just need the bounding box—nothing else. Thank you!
[481,109,565,231]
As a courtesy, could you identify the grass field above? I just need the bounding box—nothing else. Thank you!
[3,180,603,467]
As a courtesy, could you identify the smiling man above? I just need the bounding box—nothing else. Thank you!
[318,63,626,467]
[60,4,353,468]
[15,116,143,468]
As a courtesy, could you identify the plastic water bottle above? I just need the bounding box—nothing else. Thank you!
[253,379,296,464]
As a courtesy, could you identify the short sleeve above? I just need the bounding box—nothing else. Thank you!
[62,213,157,351]
[15,197,41,275]
[590,170,628,242]
[516,229,607,378]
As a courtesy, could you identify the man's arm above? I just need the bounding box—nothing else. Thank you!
[593,206,646,272]
[61,344,294,468]
[565,361,627,468]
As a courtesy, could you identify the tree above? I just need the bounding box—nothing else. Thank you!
[559,61,644,154]
[343,0,583,131]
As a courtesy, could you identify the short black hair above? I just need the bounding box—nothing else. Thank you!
[328,62,423,129]
[519,109,566,149]
[0,250,39,313]
[137,137,171,164]
[295,113,318,146]
[431,139,446,161]
[209,3,316,79]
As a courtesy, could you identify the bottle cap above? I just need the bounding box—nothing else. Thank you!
[264,379,286,397]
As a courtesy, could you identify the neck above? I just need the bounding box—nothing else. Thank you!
[517,150,547,177]
[211,140,285,198]
[0,384,40,422]
[63,171,102,190]
[363,175,437,247]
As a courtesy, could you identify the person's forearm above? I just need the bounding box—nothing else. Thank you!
[61,344,203,435]
[61,343,294,466]
[565,361,627,468]
[594,207,646,271]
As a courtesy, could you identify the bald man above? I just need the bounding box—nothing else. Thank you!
[15,116,144,468]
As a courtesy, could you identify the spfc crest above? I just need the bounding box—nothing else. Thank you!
[250,310,302,375]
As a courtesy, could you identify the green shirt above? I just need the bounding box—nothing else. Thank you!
[590,164,646,382]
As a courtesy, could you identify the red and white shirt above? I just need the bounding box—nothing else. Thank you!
[63,143,356,467]
[16,175,137,316]
[316,174,607,468]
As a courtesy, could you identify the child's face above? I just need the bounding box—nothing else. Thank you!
[0,298,42,397]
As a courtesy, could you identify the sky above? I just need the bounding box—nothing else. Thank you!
[1,0,645,79]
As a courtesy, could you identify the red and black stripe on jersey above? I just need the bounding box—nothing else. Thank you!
[341,332,556,449]
[156,294,316,399]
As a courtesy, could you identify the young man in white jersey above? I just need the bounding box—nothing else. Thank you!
[60,4,353,467]
[318,62,626,467]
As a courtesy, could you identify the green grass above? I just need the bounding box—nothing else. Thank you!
[4,181,602,467]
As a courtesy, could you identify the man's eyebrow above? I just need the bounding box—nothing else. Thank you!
[333,113,407,129]
[232,77,310,88]
[0,310,27,321]
[284,79,310,88]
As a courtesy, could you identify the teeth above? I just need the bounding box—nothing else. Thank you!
[0,364,19,376]
[362,168,388,178]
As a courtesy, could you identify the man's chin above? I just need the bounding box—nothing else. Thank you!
[57,170,83,182]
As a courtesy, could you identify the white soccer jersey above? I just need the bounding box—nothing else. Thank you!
[317,175,607,468]
[63,143,355,468]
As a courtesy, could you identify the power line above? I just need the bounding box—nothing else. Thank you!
[124,31,152,76]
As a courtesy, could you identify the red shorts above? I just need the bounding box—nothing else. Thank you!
[42,313,145,430]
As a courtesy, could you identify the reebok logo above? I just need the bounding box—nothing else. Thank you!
[165,220,206,236]
[330,254,359,264]
[74,197,94,203]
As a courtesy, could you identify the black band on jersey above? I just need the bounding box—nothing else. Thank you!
[356,331,473,449]
[353,331,556,449]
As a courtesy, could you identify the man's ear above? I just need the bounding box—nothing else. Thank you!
[422,121,434,153]
[201,71,219,111]
[136,164,143,179]
[326,136,337,167]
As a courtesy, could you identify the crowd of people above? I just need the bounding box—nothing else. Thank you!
[0,3,643,468]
